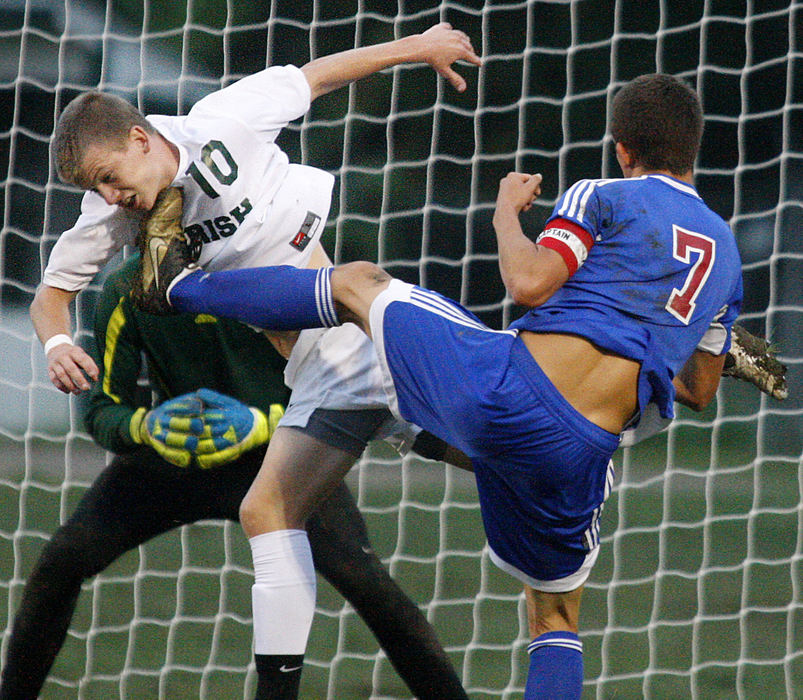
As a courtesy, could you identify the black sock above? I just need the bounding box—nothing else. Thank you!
[253,653,304,700]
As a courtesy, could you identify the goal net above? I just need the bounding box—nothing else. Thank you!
[1,0,801,698]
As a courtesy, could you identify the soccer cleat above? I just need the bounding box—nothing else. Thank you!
[131,187,198,314]
[722,323,788,400]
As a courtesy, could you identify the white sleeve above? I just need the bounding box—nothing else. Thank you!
[696,304,730,355]
[43,192,140,292]
[188,65,311,144]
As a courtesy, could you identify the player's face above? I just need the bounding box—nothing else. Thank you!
[80,128,163,211]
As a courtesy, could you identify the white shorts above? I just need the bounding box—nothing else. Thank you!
[279,323,420,453]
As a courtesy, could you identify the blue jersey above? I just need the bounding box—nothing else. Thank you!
[509,174,743,420]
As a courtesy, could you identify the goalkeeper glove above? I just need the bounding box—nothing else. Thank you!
[722,324,788,400]
[129,392,205,468]
[192,388,284,469]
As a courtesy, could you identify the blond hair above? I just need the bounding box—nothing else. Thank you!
[53,92,155,186]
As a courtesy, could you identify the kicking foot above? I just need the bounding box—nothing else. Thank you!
[131,187,199,314]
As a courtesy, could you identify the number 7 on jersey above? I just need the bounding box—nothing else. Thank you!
[665,225,716,324]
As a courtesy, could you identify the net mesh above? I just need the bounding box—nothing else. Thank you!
[1,1,801,698]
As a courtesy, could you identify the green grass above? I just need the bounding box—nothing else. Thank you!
[1,428,801,698]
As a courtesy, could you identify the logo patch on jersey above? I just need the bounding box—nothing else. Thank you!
[290,212,321,251]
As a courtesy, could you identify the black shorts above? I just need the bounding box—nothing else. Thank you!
[301,407,394,456]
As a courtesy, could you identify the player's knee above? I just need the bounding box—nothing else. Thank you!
[238,490,263,537]
[525,585,583,637]
[239,487,290,538]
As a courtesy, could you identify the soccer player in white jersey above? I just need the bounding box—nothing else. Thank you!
[140,74,744,699]
[30,23,480,699]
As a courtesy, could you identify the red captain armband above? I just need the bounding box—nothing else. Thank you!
[536,218,595,276]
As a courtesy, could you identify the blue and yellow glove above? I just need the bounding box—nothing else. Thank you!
[192,388,284,469]
[129,392,205,468]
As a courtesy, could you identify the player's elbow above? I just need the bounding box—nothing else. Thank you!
[673,375,720,411]
[31,284,75,322]
[679,391,714,412]
[29,285,46,319]
[29,286,52,333]
[673,351,726,412]
[301,60,344,101]
[506,278,558,308]
[693,381,721,410]
[502,251,568,308]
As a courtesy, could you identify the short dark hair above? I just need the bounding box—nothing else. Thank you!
[610,73,703,176]
[52,92,155,186]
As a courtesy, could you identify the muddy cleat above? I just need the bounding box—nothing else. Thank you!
[131,187,198,314]
[722,324,788,400]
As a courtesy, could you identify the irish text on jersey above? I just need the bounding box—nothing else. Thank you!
[183,197,253,254]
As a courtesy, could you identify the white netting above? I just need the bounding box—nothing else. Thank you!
[1,1,801,698]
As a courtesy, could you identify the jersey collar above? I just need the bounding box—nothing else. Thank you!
[648,174,701,199]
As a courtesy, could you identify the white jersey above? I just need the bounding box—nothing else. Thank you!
[44,64,333,290]
[43,64,417,449]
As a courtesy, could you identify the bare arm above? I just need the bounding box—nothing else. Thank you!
[492,172,569,306]
[30,285,99,394]
[30,284,75,344]
[301,22,481,101]
[673,349,726,411]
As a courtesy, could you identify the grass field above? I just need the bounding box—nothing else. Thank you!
[1,390,800,700]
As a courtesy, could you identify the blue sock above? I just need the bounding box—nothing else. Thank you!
[525,631,583,700]
[169,265,339,329]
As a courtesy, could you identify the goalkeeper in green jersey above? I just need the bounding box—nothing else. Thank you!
[0,254,466,700]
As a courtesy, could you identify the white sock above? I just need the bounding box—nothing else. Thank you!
[249,529,317,655]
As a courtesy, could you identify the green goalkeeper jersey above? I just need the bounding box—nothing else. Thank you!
[82,254,290,453]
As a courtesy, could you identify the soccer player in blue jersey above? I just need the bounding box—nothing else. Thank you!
[139,73,744,698]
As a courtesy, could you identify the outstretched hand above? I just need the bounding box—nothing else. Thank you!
[417,23,482,92]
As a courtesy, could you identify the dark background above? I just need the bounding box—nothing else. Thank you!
[2,0,799,442]
[0,3,801,698]
[1,0,799,324]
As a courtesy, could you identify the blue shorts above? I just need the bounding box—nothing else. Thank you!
[369,281,620,592]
